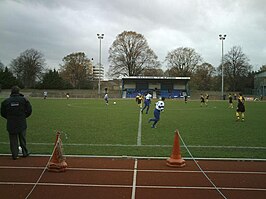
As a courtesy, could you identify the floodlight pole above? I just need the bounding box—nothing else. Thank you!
[219,34,226,99]
[97,33,104,96]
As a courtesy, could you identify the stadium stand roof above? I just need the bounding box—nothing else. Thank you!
[122,76,190,80]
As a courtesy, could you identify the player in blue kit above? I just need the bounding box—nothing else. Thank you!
[141,92,152,114]
[148,97,165,128]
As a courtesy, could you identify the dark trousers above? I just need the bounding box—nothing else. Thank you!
[9,130,28,158]
[150,109,160,127]
[142,101,150,114]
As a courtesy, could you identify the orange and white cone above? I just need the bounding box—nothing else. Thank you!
[166,129,186,167]
[47,132,68,172]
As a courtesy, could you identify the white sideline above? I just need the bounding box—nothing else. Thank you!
[137,110,142,146]
[1,142,265,150]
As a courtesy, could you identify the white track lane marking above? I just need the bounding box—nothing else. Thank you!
[1,161,266,194]
[0,182,265,192]
[131,159,138,199]
[1,166,266,175]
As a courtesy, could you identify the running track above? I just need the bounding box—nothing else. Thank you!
[0,155,266,199]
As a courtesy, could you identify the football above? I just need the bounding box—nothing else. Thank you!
[18,146,22,153]
[113,101,116,105]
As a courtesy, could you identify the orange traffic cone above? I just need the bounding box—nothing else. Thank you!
[47,132,68,172]
[166,129,186,167]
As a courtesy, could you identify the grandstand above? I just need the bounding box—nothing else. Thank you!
[121,76,190,99]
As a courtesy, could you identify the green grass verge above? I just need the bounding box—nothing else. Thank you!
[0,98,266,159]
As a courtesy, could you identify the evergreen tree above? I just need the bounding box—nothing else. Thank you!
[39,69,71,89]
[0,67,21,89]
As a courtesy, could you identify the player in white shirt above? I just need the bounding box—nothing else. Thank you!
[141,93,152,114]
[43,91,47,99]
[148,97,165,128]
[104,93,108,105]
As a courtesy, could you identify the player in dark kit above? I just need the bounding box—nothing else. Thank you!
[183,92,188,103]
[136,93,143,108]
[228,93,233,108]
[236,93,245,121]
[205,93,209,104]
[200,94,206,107]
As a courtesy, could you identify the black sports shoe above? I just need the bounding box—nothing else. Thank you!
[22,153,30,157]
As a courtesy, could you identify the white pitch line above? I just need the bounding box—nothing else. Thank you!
[131,159,138,199]
[1,142,265,150]
[137,110,142,146]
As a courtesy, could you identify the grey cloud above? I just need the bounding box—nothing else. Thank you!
[0,0,265,74]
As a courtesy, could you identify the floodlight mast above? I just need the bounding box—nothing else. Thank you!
[219,34,226,99]
[97,33,104,96]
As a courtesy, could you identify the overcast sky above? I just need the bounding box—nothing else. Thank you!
[0,0,265,78]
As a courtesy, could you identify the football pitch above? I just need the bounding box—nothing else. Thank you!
[0,98,266,159]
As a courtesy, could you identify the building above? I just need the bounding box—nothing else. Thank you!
[121,76,190,99]
[93,64,104,80]
[254,71,266,98]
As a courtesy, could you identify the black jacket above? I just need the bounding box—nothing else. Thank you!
[1,94,32,134]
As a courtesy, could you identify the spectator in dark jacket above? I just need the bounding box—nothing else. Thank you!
[1,86,32,160]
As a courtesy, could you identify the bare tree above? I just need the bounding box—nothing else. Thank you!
[60,52,93,89]
[191,62,216,90]
[0,60,4,70]
[142,68,164,77]
[10,49,46,88]
[165,47,203,76]
[258,65,266,72]
[222,46,252,91]
[108,31,160,78]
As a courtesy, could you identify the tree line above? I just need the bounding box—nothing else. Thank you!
[1,31,265,92]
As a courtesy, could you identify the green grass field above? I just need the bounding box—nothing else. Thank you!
[0,97,266,159]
